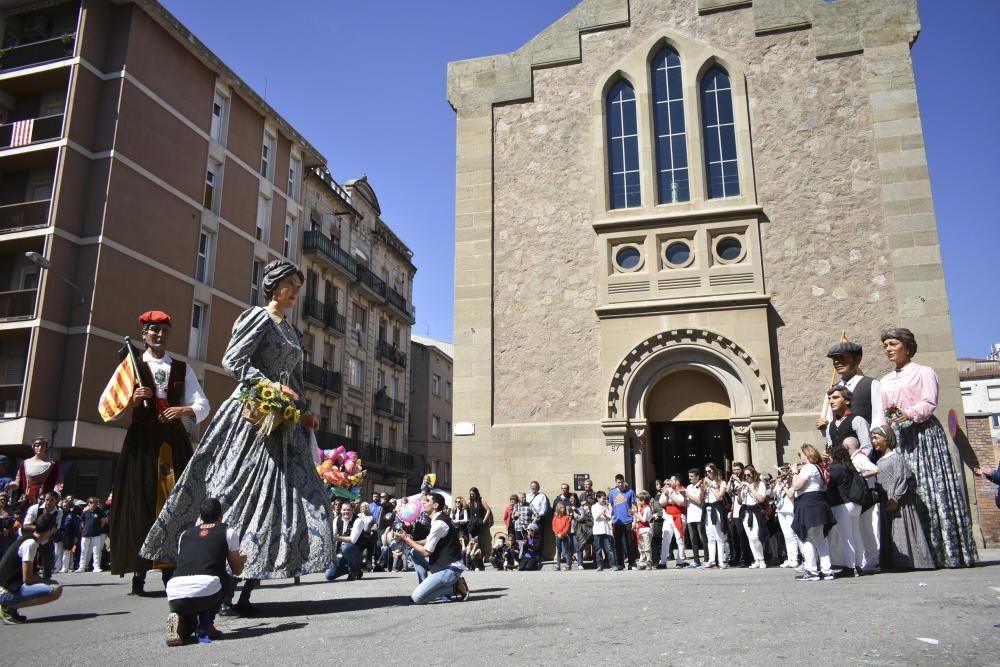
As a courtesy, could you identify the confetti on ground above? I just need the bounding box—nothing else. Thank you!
[915,638,939,645]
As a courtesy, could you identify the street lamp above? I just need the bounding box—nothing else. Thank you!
[24,251,86,306]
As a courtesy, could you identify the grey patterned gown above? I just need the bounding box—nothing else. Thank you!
[140,307,334,579]
[875,451,934,570]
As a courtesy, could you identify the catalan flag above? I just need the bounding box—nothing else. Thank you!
[98,355,137,422]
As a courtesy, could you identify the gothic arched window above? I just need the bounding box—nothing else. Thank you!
[701,67,740,199]
[606,81,641,209]
[650,47,689,204]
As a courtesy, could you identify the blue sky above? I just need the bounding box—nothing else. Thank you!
[161,0,998,358]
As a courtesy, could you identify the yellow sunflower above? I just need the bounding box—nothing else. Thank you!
[283,406,297,420]
[258,402,272,414]
[261,387,276,400]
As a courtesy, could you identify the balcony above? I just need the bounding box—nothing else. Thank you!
[386,286,415,324]
[373,391,405,420]
[302,361,341,396]
[0,200,49,233]
[356,264,386,300]
[0,33,75,73]
[0,113,64,149]
[302,296,346,335]
[0,288,37,321]
[303,230,357,279]
[376,339,407,369]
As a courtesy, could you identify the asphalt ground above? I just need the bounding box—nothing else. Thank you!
[3,552,999,666]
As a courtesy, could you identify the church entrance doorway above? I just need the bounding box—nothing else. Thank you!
[644,369,734,485]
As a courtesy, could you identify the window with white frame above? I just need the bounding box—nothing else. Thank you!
[432,374,441,396]
[651,46,689,204]
[987,386,1000,401]
[195,230,213,283]
[283,218,294,258]
[250,259,262,305]
[261,132,276,180]
[701,67,740,199]
[992,414,1000,429]
[189,301,207,359]
[432,415,440,438]
[204,162,221,211]
[376,369,386,391]
[445,382,452,402]
[255,194,271,242]
[210,91,228,143]
[288,156,301,201]
[348,357,364,388]
[606,80,641,209]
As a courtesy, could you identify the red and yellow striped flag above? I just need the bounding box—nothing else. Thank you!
[98,357,137,422]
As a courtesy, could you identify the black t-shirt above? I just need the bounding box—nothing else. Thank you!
[826,464,852,507]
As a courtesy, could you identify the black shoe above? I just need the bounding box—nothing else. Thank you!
[655,563,667,570]
[217,604,238,617]
[129,581,146,597]
[233,602,256,616]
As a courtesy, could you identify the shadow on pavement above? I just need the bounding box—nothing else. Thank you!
[222,621,307,639]
[29,610,130,623]
[252,593,507,617]
[62,582,125,588]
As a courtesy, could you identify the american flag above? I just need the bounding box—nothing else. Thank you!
[11,119,33,147]
[98,356,137,422]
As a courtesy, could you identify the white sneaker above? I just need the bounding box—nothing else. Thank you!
[576,565,584,570]
[93,569,104,573]
[756,561,767,569]
[74,569,85,573]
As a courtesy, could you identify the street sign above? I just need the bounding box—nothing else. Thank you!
[573,473,590,491]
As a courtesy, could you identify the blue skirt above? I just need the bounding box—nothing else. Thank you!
[791,491,836,541]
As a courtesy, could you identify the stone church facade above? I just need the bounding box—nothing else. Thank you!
[447,0,977,534]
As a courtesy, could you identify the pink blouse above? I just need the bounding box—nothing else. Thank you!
[879,362,939,424]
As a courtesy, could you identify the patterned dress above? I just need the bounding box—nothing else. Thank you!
[875,451,934,570]
[880,362,977,568]
[140,307,334,579]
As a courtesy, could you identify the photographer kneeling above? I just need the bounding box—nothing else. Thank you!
[394,493,469,604]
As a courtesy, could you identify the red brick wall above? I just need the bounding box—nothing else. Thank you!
[967,415,1000,547]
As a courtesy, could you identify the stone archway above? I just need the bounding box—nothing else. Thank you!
[601,328,780,480]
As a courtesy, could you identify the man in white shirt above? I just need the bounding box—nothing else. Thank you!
[395,493,468,604]
[22,491,63,579]
[0,512,62,624]
[844,436,880,573]
[102,310,210,596]
[324,503,365,582]
[526,481,550,556]
[685,469,706,568]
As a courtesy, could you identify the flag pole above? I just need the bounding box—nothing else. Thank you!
[820,330,848,422]
[123,335,151,411]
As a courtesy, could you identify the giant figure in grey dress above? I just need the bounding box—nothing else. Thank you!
[876,451,934,570]
[140,306,334,579]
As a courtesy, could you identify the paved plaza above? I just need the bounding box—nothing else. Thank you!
[3,552,999,665]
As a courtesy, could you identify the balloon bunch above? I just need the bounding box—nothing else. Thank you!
[394,496,424,527]
[316,445,366,500]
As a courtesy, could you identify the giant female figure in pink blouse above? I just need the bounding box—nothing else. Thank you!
[879,327,976,568]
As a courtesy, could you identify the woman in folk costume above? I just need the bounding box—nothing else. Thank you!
[99,310,209,595]
[9,436,63,506]
[879,327,976,568]
[141,260,334,614]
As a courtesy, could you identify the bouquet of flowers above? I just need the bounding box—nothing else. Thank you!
[884,404,904,422]
[316,445,366,500]
[238,379,301,436]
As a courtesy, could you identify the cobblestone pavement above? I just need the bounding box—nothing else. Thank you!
[4,552,999,666]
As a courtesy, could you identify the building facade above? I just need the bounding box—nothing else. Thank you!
[447,0,979,538]
[299,167,417,497]
[959,354,1000,442]
[0,0,416,500]
[409,335,453,491]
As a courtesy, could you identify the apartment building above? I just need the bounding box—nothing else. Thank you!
[408,335,453,491]
[0,0,324,497]
[299,166,417,497]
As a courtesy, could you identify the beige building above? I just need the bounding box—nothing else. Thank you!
[447,0,979,537]
[408,334,453,491]
[0,0,415,500]
[299,167,417,496]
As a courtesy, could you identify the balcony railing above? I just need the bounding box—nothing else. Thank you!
[376,339,407,369]
[0,289,37,320]
[0,113,65,149]
[302,296,347,334]
[303,230,357,277]
[0,199,50,233]
[386,286,413,322]
[374,391,405,420]
[356,264,386,299]
[302,361,341,396]
[0,33,75,72]
[313,430,415,472]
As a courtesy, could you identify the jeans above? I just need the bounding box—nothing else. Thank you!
[593,534,617,570]
[0,582,54,606]
[410,566,461,604]
[410,548,430,583]
[325,543,361,581]
[556,536,572,567]
[612,522,636,567]
[569,535,584,567]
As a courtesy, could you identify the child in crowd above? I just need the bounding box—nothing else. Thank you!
[551,504,572,571]
[635,491,653,570]
[518,524,541,571]
[591,491,617,571]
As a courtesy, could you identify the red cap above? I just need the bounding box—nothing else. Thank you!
[138,310,171,325]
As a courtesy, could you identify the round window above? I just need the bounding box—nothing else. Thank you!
[664,241,692,268]
[615,246,642,271]
[715,236,744,263]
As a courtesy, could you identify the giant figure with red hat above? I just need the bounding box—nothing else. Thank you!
[99,310,209,595]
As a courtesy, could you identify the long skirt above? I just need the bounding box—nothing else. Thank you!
[896,417,977,568]
[882,496,935,570]
[140,398,334,579]
[110,419,192,576]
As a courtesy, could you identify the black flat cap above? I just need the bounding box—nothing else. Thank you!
[826,341,863,358]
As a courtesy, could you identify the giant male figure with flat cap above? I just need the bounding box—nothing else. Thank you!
[816,340,884,434]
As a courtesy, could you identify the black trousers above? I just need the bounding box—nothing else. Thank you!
[728,513,752,565]
[612,522,637,567]
[169,588,225,631]
[686,521,707,563]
